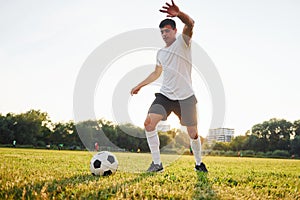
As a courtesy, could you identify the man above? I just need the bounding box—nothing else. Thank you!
[131,0,208,173]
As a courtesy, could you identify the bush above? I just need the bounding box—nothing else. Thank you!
[209,150,226,156]
[256,152,265,158]
[271,150,290,158]
[36,140,46,147]
[242,150,255,157]
[224,151,235,157]
[265,151,273,157]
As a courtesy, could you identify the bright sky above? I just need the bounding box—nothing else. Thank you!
[1,0,300,136]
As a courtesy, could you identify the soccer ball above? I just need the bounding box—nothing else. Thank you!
[90,151,118,176]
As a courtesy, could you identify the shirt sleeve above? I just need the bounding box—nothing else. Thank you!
[179,34,191,48]
[156,50,162,66]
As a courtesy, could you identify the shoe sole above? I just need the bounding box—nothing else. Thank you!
[194,168,208,173]
[147,168,164,173]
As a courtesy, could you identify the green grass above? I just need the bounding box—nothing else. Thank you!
[0,148,299,199]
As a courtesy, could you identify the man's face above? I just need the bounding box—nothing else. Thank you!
[160,25,177,46]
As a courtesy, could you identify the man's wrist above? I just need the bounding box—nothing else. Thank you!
[177,11,194,26]
[176,11,182,17]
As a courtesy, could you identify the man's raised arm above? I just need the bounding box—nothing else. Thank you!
[159,0,195,44]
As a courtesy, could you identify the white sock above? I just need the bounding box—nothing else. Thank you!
[146,129,161,164]
[190,137,202,165]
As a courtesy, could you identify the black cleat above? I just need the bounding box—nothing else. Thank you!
[195,162,208,173]
[147,161,164,172]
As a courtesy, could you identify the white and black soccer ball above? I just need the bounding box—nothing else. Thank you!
[90,151,118,176]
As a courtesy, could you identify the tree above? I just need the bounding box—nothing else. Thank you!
[293,120,300,137]
[243,134,268,152]
[213,142,230,151]
[50,121,81,148]
[251,118,293,152]
[0,113,15,144]
[75,120,111,150]
[13,110,51,146]
[230,135,247,151]
[290,136,300,156]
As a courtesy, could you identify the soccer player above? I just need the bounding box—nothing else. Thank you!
[131,0,208,173]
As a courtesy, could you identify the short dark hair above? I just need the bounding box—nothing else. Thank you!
[159,19,176,29]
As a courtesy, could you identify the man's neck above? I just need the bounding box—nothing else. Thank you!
[165,38,176,47]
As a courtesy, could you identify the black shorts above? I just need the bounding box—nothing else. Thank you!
[148,93,198,126]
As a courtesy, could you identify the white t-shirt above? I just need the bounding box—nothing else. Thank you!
[156,34,194,100]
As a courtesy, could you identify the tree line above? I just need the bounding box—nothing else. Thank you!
[0,109,189,152]
[209,118,300,158]
[0,110,299,158]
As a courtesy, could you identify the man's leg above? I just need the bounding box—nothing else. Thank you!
[187,126,208,172]
[145,93,172,172]
[178,95,207,172]
[187,126,202,165]
[144,113,164,165]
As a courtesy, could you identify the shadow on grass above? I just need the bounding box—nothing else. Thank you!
[192,172,220,200]
[1,172,156,199]
[91,172,157,199]
[2,171,220,199]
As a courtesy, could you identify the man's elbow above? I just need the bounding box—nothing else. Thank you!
[190,19,195,29]
[154,71,162,78]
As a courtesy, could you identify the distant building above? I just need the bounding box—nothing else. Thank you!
[207,128,234,143]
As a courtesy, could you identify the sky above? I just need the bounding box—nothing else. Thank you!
[1,0,300,136]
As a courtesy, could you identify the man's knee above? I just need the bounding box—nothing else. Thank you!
[187,126,198,139]
[144,116,155,132]
[145,125,156,132]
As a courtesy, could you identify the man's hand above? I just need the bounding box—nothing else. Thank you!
[159,0,180,17]
[130,65,162,96]
[130,85,142,96]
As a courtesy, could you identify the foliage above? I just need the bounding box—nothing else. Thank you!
[1,111,300,157]
[251,118,293,151]
[294,120,300,136]
[213,142,230,151]
[271,150,290,158]
[0,110,188,152]
[0,110,52,146]
[209,118,300,157]
[291,136,300,156]
[229,135,247,151]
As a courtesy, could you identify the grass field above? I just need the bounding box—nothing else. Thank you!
[0,148,299,199]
